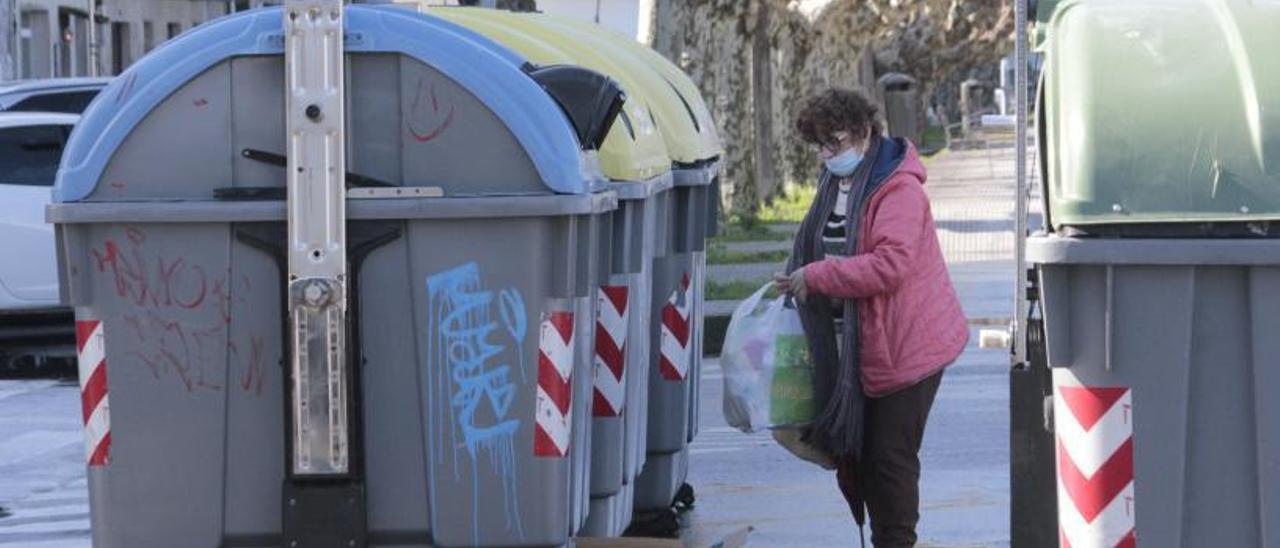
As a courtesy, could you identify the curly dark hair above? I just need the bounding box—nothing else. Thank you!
[795,88,883,148]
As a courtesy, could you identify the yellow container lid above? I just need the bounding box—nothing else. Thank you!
[424,6,672,183]
[560,18,723,166]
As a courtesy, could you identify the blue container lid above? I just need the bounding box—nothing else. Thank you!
[54,5,594,202]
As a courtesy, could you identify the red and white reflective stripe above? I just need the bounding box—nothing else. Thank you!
[593,286,628,417]
[659,273,692,381]
[76,320,111,467]
[1054,370,1135,548]
[535,311,574,458]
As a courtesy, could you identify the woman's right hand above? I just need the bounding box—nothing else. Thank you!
[774,268,809,302]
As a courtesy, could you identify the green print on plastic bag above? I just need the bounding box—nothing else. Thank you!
[769,334,817,426]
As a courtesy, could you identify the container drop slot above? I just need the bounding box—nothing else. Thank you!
[527,65,626,151]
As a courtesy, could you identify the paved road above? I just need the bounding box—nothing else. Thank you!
[0,379,91,548]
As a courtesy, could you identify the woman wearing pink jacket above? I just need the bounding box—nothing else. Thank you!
[774,88,968,547]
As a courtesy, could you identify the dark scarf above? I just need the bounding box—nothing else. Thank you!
[786,134,884,460]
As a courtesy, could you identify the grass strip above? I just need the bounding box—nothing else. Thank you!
[705,279,779,301]
[707,246,790,265]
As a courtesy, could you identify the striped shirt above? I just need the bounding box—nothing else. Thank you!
[822,177,854,258]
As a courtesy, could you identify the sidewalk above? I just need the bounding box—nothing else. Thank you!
[681,337,1010,547]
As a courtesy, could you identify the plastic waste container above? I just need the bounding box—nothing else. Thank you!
[422,8,681,536]
[1026,1,1280,546]
[598,27,724,514]
[50,6,625,547]
[517,12,725,514]
[428,6,725,522]
[877,73,921,144]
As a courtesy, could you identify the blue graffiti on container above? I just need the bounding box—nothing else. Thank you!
[426,262,528,544]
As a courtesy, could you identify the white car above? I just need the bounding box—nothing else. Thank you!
[0,112,78,315]
[0,78,109,114]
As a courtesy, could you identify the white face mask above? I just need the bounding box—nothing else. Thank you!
[824,146,863,176]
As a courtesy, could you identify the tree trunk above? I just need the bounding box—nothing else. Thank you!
[645,0,680,59]
[750,1,775,210]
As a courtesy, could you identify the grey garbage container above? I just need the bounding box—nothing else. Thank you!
[408,9,685,536]
[959,78,992,140]
[689,167,721,443]
[1025,2,1280,545]
[51,6,622,547]
[877,73,922,144]
[584,174,673,535]
[635,162,718,512]
[1029,237,1280,548]
[541,28,729,517]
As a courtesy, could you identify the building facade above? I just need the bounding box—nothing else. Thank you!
[415,0,645,42]
[535,0,640,41]
[11,0,235,79]
[7,0,653,81]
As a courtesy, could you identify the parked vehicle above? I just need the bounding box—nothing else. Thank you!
[0,78,110,114]
[0,111,79,372]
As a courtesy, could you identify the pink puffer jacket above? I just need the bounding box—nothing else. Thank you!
[803,141,968,397]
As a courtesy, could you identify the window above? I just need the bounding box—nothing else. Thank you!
[143,21,154,53]
[0,125,71,187]
[21,10,52,79]
[9,90,100,114]
[57,9,90,77]
[167,23,181,40]
[110,22,130,74]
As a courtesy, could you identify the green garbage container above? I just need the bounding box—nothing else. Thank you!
[51,6,624,547]
[1026,1,1280,546]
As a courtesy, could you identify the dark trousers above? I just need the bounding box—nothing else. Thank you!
[836,369,944,547]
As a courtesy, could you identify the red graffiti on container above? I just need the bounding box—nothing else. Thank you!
[408,78,455,143]
[228,335,267,397]
[92,227,269,396]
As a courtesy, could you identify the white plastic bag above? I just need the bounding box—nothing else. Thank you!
[719,282,818,434]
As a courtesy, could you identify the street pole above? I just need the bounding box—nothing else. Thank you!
[0,0,13,80]
[87,0,98,77]
[1012,0,1029,366]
